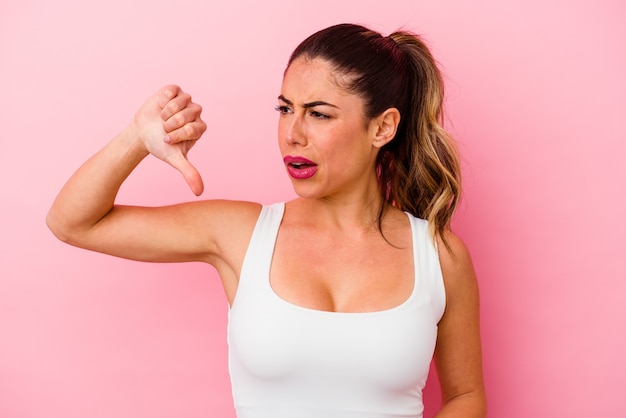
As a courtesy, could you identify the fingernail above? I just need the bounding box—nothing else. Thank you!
[164,135,172,143]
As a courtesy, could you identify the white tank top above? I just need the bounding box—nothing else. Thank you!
[228,203,446,418]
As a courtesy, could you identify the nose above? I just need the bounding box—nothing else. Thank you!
[283,113,307,146]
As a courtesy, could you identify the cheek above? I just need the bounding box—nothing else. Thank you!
[331,129,370,158]
[324,140,364,173]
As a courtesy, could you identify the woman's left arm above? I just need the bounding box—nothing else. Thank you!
[433,232,487,417]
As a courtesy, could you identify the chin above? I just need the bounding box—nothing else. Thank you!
[289,181,324,200]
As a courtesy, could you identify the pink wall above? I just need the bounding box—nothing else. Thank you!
[1,0,624,417]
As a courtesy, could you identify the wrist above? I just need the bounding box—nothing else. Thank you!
[116,123,151,161]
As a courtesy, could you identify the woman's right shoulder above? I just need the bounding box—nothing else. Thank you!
[191,199,263,240]
[191,200,264,299]
[195,199,263,219]
[190,199,263,258]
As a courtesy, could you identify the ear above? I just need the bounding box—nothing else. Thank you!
[371,108,401,148]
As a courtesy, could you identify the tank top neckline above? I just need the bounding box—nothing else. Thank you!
[264,202,420,317]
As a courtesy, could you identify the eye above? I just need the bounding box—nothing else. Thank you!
[275,105,292,115]
[310,110,330,120]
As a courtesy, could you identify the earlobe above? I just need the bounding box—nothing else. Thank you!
[372,108,401,148]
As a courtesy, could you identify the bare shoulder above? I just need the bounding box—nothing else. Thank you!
[194,199,262,223]
[193,200,262,304]
[168,199,261,227]
[191,199,262,255]
[436,230,478,296]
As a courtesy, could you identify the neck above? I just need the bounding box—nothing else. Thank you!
[291,191,391,233]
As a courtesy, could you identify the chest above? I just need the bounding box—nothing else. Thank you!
[269,227,415,313]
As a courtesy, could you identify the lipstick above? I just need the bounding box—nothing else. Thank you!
[283,156,318,179]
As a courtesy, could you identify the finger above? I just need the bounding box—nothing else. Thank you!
[162,103,203,133]
[164,119,207,144]
[160,91,192,121]
[167,152,205,196]
[157,85,181,109]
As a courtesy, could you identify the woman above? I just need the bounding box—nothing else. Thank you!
[47,23,486,417]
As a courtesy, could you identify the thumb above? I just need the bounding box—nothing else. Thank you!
[167,152,205,196]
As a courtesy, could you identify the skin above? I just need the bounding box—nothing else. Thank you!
[47,56,485,416]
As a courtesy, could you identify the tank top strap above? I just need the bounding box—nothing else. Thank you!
[405,212,446,321]
[234,202,285,303]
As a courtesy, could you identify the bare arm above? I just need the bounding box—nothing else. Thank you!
[46,86,259,270]
[433,232,487,417]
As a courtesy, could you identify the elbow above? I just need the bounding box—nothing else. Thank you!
[46,210,66,242]
[440,390,487,418]
[46,209,75,245]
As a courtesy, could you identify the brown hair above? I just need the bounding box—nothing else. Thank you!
[288,24,461,245]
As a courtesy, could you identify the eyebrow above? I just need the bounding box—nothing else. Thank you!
[278,95,339,109]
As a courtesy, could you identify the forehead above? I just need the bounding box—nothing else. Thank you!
[281,57,359,103]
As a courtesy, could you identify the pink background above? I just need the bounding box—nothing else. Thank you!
[1,0,624,417]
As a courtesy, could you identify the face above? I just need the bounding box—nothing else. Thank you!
[277,56,382,201]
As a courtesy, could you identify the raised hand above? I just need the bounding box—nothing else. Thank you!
[132,85,207,195]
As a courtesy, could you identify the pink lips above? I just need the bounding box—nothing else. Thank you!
[283,156,318,179]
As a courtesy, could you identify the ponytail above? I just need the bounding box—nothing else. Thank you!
[382,31,461,245]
